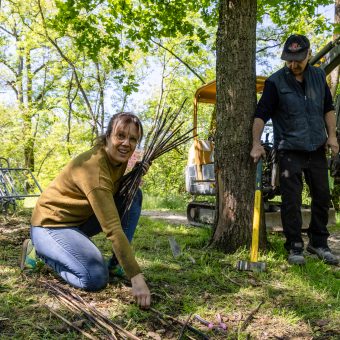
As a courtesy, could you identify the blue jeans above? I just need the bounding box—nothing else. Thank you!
[31,189,142,291]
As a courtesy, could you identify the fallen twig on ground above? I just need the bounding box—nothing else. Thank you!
[177,313,193,340]
[223,274,242,286]
[41,280,141,340]
[46,305,98,340]
[240,301,264,332]
[150,307,210,340]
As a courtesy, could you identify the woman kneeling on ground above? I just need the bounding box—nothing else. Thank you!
[20,112,151,309]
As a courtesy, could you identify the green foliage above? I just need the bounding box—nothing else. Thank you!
[0,0,337,206]
[142,148,188,195]
[258,0,333,27]
[50,0,335,77]
[142,193,189,211]
[0,0,151,184]
[0,106,24,166]
[52,0,215,70]
[334,23,340,35]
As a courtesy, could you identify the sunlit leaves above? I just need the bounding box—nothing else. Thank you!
[258,0,333,29]
[51,0,216,70]
[334,23,340,35]
[51,0,335,80]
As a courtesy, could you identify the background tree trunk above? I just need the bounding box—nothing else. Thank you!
[211,0,258,252]
[24,49,34,170]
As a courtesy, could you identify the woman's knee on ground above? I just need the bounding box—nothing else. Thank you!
[79,262,109,291]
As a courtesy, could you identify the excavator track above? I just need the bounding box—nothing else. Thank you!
[186,201,215,226]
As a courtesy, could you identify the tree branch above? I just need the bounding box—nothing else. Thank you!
[0,57,18,76]
[256,43,281,54]
[151,38,205,84]
[34,74,60,103]
[0,24,16,37]
[37,0,97,130]
[5,80,18,97]
[37,147,55,176]
[33,60,54,75]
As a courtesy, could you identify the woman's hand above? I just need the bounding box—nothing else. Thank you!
[131,273,151,308]
[133,161,151,176]
[141,161,150,176]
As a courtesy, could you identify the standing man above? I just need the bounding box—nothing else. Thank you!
[250,34,339,265]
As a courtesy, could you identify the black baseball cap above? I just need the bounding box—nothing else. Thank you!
[281,34,310,61]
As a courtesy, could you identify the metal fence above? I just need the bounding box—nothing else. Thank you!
[0,157,42,213]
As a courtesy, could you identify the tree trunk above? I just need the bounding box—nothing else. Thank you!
[24,48,35,170]
[331,0,340,212]
[329,0,340,97]
[95,62,105,135]
[211,0,258,252]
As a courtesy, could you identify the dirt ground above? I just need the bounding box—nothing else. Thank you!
[141,210,340,258]
[1,212,339,339]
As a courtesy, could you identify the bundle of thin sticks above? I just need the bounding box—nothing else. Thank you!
[41,279,209,339]
[116,99,194,219]
[41,280,141,340]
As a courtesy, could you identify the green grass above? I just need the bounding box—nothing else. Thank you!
[0,211,339,339]
[142,193,215,212]
[142,193,190,211]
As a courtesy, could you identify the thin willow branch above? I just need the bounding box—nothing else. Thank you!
[37,0,97,131]
[41,280,141,340]
[46,306,99,340]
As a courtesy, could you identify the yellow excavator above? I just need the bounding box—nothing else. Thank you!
[185,38,340,226]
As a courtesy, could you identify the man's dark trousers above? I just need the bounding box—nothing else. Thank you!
[278,147,330,251]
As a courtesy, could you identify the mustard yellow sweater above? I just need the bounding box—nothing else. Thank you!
[31,145,141,279]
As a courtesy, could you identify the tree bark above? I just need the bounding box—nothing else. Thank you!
[329,0,340,97]
[211,0,258,252]
[24,48,35,170]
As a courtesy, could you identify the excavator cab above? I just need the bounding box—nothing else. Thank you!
[185,77,267,225]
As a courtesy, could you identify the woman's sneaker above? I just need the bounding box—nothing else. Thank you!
[109,264,126,278]
[306,244,339,265]
[20,239,37,270]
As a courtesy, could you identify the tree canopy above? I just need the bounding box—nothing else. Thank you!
[0,0,337,223]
